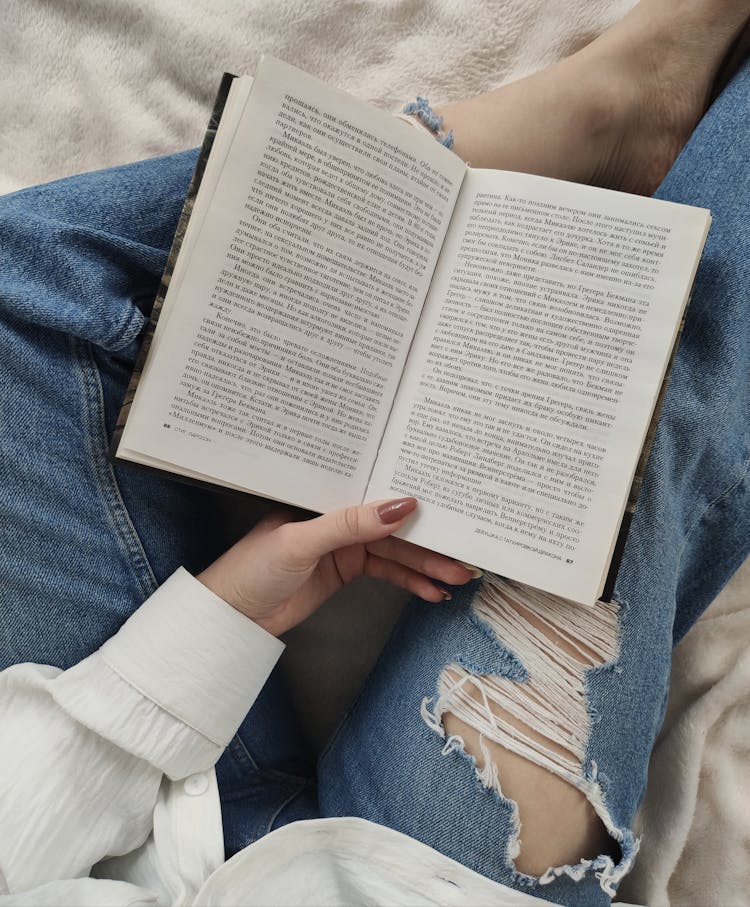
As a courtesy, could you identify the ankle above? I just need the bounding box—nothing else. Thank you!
[571,0,750,194]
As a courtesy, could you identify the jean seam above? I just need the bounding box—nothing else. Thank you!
[262,779,313,837]
[229,732,260,771]
[220,768,313,800]
[106,300,147,353]
[73,335,157,602]
[675,449,750,581]
[225,734,313,787]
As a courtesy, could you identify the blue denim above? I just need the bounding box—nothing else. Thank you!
[319,61,750,904]
[1,59,748,904]
[0,150,318,857]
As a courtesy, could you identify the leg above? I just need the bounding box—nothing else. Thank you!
[319,24,749,907]
[429,0,750,877]
[0,153,318,855]
[438,0,750,195]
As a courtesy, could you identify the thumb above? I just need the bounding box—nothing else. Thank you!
[287,497,418,564]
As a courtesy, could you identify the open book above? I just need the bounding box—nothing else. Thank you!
[113,57,710,607]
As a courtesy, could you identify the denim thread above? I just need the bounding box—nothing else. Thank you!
[401,97,455,149]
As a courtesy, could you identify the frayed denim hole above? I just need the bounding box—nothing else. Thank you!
[440,734,536,887]
[421,576,636,897]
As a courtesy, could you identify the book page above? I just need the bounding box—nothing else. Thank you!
[112,75,254,461]
[367,168,709,604]
[119,57,465,513]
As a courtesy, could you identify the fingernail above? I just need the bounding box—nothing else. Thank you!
[376,497,417,525]
[457,561,483,579]
[440,588,452,601]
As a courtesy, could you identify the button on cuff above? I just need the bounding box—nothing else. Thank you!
[184,772,210,796]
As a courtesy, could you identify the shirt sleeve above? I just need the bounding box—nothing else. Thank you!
[53,567,285,778]
[0,568,284,896]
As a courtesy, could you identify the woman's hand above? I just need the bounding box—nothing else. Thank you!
[197,497,478,636]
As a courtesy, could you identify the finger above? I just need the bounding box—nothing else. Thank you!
[254,506,305,534]
[364,552,450,603]
[281,498,417,566]
[366,536,477,585]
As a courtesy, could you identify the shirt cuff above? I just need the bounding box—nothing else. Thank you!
[53,568,284,777]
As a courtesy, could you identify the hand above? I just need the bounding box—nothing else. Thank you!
[196,497,478,636]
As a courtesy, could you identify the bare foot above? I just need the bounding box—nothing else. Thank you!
[712,13,750,99]
[583,0,750,194]
[437,0,750,194]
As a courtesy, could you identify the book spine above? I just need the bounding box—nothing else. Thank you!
[109,73,237,457]
[600,313,687,601]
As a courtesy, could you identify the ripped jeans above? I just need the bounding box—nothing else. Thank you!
[318,62,750,903]
[318,64,750,903]
[1,62,748,906]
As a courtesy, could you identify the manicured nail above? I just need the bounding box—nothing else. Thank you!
[457,561,483,579]
[376,497,418,524]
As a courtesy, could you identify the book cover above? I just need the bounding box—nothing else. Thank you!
[110,72,237,461]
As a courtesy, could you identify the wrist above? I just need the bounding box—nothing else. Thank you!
[195,561,286,636]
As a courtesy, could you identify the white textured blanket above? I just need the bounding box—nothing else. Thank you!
[3,2,748,905]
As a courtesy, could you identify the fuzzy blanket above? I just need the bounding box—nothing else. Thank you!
[3,2,748,904]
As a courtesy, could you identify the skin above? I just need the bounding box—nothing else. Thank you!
[198,0,750,878]
[197,498,476,637]
[437,0,750,874]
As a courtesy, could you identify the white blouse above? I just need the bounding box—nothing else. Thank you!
[0,568,613,906]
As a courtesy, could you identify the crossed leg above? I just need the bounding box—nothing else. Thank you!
[1,0,747,901]
[435,0,750,879]
[319,3,750,902]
